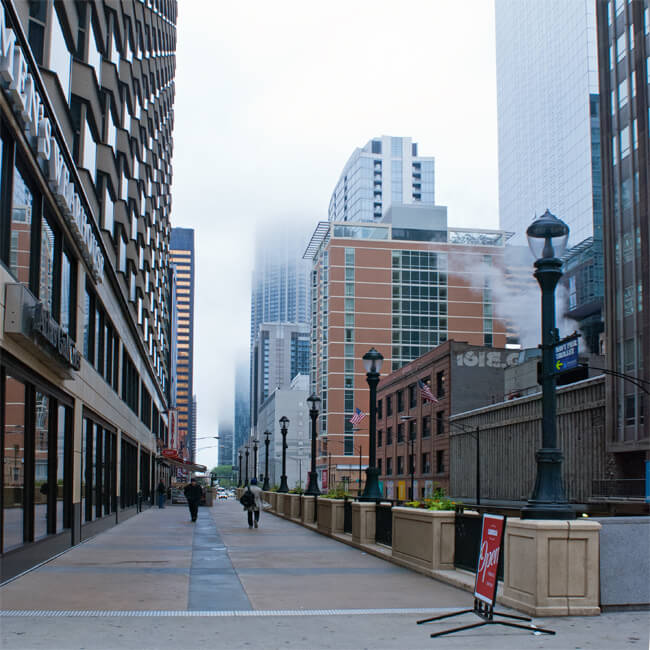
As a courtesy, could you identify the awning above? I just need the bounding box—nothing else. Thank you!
[158,456,207,473]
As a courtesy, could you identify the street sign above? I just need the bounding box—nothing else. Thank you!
[554,338,579,372]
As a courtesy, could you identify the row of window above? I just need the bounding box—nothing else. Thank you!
[379,451,445,477]
[377,411,446,446]
[379,372,445,418]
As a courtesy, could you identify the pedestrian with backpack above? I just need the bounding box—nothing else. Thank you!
[240,478,263,528]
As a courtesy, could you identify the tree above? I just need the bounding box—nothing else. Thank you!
[210,464,235,488]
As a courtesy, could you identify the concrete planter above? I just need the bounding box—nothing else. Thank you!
[301,496,317,524]
[391,507,455,574]
[351,501,376,545]
[263,491,275,512]
[501,518,601,617]
[286,493,302,519]
[275,493,287,516]
[317,498,345,535]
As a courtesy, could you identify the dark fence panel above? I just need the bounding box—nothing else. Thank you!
[344,498,352,533]
[454,514,504,580]
[592,480,645,498]
[375,504,393,546]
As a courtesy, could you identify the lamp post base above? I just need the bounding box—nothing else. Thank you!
[305,471,321,496]
[278,476,289,493]
[361,466,382,501]
[262,476,270,491]
[521,448,575,520]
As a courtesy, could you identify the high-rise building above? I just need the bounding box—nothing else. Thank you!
[596,0,649,478]
[251,323,310,431]
[0,0,179,580]
[305,213,510,487]
[495,0,605,353]
[170,228,196,461]
[328,136,436,223]
[218,421,233,468]
[234,356,250,467]
[249,224,311,350]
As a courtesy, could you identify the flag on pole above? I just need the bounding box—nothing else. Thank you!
[350,407,367,425]
[418,380,438,403]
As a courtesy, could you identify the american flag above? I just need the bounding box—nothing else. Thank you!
[418,380,438,403]
[349,407,367,425]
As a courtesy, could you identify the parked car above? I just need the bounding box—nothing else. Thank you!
[217,489,228,499]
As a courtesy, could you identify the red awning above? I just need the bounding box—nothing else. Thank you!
[159,455,207,473]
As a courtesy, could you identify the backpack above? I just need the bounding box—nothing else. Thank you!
[239,487,255,508]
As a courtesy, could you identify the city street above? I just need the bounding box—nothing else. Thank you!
[1,500,647,650]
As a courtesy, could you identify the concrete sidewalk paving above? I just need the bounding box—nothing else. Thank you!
[1,499,648,649]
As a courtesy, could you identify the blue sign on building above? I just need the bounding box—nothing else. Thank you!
[554,339,579,372]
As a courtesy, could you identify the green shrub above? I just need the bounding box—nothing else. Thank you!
[320,486,351,499]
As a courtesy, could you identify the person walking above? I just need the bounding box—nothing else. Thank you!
[243,478,264,529]
[183,478,202,522]
[156,480,166,508]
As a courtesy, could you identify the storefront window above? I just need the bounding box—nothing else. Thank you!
[60,250,72,335]
[56,405,68,533]
[2,376,26,552]
[33,392,49,540]
[10,166,33,285]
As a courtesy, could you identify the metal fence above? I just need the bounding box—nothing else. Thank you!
[454,513,504,580]
[343,498,353,533]
[592,479,645,499]
[375,503,393,546]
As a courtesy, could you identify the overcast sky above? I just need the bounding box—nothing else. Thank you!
[169,0,499,469]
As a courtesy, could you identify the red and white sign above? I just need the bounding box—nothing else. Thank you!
[162,449,180,459]
[473,514,505,605]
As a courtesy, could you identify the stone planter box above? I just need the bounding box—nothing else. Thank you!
[317,498,345,535]
[301,496,317,524]
[351,501,376,545]
[275,492,287,516]
[286,493,302,519]
[501,518,601,617]
[391,507,455,575]
[263,491,275,512]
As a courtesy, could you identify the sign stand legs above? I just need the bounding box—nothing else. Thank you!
[417,598,555,638]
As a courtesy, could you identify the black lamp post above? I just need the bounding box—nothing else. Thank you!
[244,445,250,486]
[238,451,242,487]
[252,439,259,481]
[305,394,321,496]
[278,417,289,493]
[522,210,574,520]
[362,348,383,500]
[263,431,271,491]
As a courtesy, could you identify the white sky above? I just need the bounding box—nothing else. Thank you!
[170,0,499,470]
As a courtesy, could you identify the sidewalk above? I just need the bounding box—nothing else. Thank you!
[1,499,648,649]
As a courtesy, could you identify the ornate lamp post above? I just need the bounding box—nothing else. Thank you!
[522,210,574,520]
[263,431,271,490]
[238,451,243,487]
[252,438,259,481]
[362,348,383,499]
[244,445,250,486]
[305,394,321,496]
[278,417,290,493]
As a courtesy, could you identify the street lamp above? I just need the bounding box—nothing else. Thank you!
[522,210,574,520]
[238,451,242,488]
[252,438,259,481]
[244,445,250,486]
[305,394,321,496]
[263,431,271,491]
[278,417,290,493]
[362,348,384,499]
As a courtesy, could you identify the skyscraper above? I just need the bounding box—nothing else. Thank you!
[495,0,601,246]
[234,356,250,466]
[596,0,649,478]
[0,0,177,578]
[328,136,436,223]
[170,228,196,462]
[495,0,605,353]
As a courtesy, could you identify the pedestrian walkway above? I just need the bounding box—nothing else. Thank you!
[1,500,648,649]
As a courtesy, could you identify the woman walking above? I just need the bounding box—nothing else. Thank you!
[243,478,264,528]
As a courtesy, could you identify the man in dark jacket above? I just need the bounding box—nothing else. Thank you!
[183,478,202,522]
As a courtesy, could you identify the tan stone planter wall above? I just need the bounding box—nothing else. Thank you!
[301,496,316,524]
[501,518,601,617]
[317,498,345,535]
[351,502,375,545]
[286,493,301,519]
[391,507,455,575]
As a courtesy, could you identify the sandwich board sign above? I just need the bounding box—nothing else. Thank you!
[474,514,505,605]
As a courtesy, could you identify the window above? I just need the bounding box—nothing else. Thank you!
[377,429,382,447]
[436,450,445,473]
[386,426,393,445]
[28,1,47,65]
[421,453,431,474]
[9,164,34,286]
[422,416,431,438]
[377,458,382,476]
[386,457,393,476]
[397,422,404,443]
[436,371,445,398]
[397,456,404,475]
[409,419,416,441]
[386,396,393,416]
[397,390,404,412]
[377,399,383,419]
[408,384,417,408]
[436,411,445,435]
